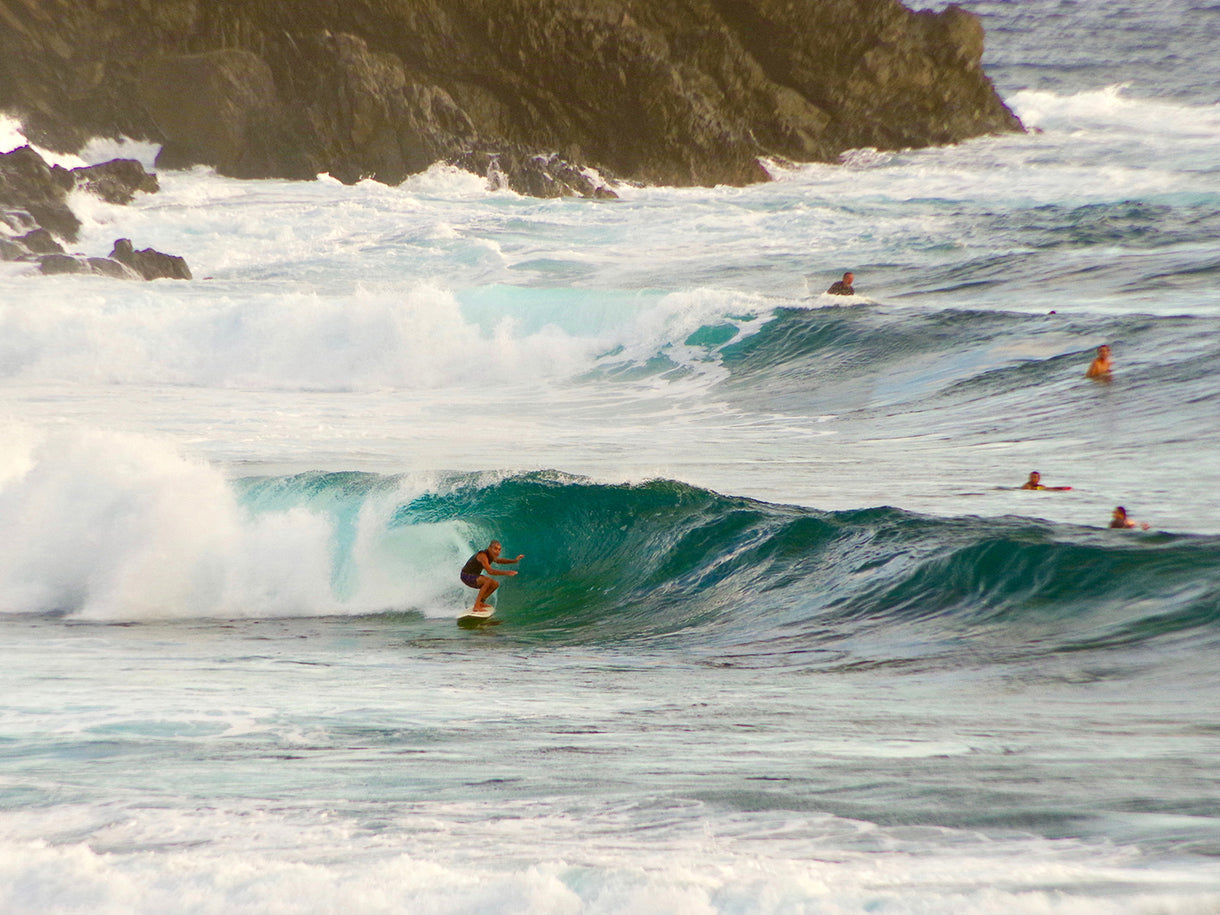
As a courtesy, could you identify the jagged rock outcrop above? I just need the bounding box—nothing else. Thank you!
[32,243,189,281]
[0,146,189,279]
[73,158,161,205]
[16,227,62,254]
[0,0,1022,197]
[110,238,192,281]
[0,145,79,240]
[37,252,142,279]
[0,146,161,241]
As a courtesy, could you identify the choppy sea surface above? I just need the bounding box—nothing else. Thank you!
[2,1,1219,912]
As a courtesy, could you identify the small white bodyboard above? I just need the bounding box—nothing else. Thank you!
[457,607,499,629]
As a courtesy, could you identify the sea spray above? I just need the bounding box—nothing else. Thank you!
[0,430,337,619]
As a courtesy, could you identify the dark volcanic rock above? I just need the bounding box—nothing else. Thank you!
[0,209,39,235]
[37,253,141,279]
[87,256,141,279]
[451,149,620,199]
[139,49,310,180]
[0,146,80,241]
[110,238,192,281]
[1,147,159,243]
[36,243,189,280]
[0,209,41,260]
[0,237,30,261]
[18,227,64,254]
[38,253,90,275]
[71,158,159,204]
[0,146,181,278]
[0,0,1022,196]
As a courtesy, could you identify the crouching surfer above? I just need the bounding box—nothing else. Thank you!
[460,540,524,612]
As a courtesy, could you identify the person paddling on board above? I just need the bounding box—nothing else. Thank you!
[460,540,523,612]
[1020,470,1071,491]
[826,271,855,295]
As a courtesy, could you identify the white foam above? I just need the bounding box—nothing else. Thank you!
[0,112,162,170]
[344,475,476,615]
[619,287,771,373]
[0,278,606,391]
[0,114,31,156]
[0,426,504,620]
[1,807,1217,915]
[400,162,498,197]
[1010,84,1220,138]
[0,429,341,619]
[77,136,162,171]
[0,114,84,167]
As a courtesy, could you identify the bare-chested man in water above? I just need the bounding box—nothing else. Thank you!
[1086,344,1113,381]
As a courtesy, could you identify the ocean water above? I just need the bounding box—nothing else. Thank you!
[2,1,1220,912]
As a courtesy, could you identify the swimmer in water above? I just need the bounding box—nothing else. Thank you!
[826,271,855,295]
[1086,344,1113,381]
[1109,506,1150,530]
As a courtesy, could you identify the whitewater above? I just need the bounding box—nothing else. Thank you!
[2,1,1219,912]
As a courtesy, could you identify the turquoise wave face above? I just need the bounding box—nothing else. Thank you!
[242,471,1220,664]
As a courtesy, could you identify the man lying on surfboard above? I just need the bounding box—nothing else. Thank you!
[460,540,524,612]
[1020,470,1071,491]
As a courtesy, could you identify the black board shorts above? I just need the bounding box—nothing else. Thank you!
[460,572,480,588]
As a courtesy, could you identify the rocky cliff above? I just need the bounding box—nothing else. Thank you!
[0,0,1021,197]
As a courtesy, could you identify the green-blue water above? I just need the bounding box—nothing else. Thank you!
[2,0,1220,910]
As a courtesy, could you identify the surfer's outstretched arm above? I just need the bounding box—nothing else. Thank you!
[478,553,517,576]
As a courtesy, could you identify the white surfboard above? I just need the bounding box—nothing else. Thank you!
[457,607,499,629]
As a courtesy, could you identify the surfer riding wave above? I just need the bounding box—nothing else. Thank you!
[461,540,523,612]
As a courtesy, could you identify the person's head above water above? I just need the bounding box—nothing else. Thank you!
[1110,506,1149,530]
[1027,471,1041,484]
[842,271,854,284]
